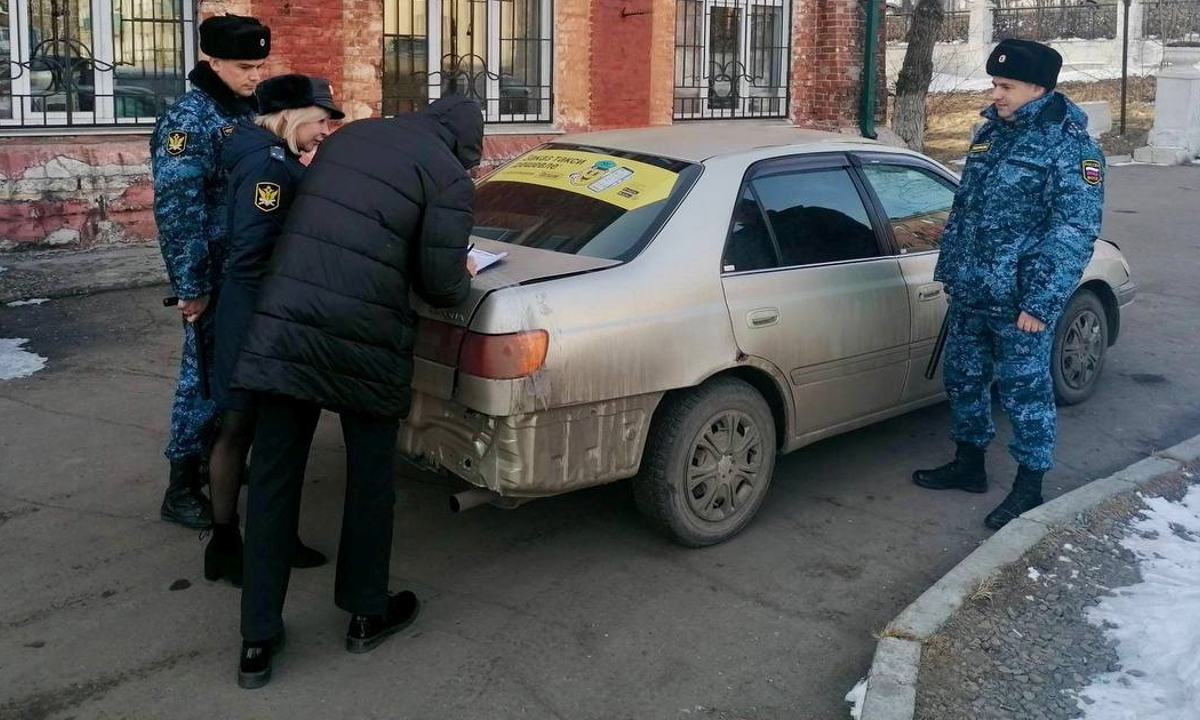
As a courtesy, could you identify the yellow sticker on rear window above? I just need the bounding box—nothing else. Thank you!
[483,149,680,211]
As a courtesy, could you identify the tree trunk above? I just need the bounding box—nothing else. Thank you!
[892,0,945,151]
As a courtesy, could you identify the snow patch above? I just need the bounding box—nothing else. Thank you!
[1077,485,1200,719]
[0,338,48,380]
[6,298,49,307]
[845,677,868,719]
[1027,567,1042,582]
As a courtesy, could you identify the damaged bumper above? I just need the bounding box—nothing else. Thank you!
[398,391,663,497]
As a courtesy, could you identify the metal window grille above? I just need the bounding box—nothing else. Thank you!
[383,0,552,123]
[673,0,790,120]
[2,0,194,128]
[884,9,970,43]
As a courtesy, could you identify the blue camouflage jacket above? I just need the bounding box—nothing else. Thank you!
[150,62,256,300]
[934,92,1105,323]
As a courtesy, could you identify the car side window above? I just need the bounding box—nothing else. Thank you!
[722,186,779,273]
[860,164,956,254]
[750,168,880,267]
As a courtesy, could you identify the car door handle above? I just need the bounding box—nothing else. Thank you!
[747,308,780,328]
[918,283,944,302]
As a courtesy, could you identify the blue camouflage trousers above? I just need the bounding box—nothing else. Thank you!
[165,313,218,462]
[943,304,1057,471]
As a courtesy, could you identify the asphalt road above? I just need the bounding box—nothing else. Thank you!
[1,164,1197,720]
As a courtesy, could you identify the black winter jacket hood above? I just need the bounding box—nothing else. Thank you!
[423,94,485,170]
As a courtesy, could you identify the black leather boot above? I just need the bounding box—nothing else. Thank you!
[161,458,213,529]
[912,442,988,493]
[204,523,244,587]
[346,591,421,654]
[985,466,1045,530]
[291,536,327,569]
[238,629,285,689]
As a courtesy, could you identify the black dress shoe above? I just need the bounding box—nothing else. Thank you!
[291,536,327,569]
[238,630,285,689]
[346,591,421,654]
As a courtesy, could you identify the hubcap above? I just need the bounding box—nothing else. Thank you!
[685,411,764,523]
[1060,309,1103,391]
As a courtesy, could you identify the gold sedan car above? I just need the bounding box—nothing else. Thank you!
[400,125,1136,546]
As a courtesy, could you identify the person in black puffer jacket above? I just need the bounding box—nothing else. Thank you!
[230,94,482,689]
[203,74,344,592]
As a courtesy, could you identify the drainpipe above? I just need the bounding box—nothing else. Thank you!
[859,0,881,139]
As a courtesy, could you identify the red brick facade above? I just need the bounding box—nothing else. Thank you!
[0,0,885,251]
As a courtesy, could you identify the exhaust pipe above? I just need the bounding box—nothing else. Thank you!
[450,488,503,513]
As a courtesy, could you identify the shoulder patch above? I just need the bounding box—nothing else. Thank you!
[1081,159,1103,186]
[969,141,991,154]
[254,182,282,212]
[165,130,188,156]
[269,146,286,161]
[220,125,235,137]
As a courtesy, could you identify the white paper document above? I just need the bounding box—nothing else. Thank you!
[469,246,508,273]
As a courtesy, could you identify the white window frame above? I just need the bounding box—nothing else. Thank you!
[675,0,790,120]
[413,0,552,123]
[2,0,195,129]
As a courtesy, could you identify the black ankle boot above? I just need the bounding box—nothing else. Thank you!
[291,536,327,569]
[204,523,244,587]
[912,442,988,493]
[238,629,285,689]
[985,466,1045,530]
[161,458,213,529]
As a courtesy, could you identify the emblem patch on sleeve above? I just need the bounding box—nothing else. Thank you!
[969,142,991,154]
[1081,159,1103,186]
[254,182,281,212]
[165,131,188,156]
[220,125,235,137]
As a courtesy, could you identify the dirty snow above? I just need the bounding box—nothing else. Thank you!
[6,298,49,307]
[0,338,47,380]
[1027,567,1042,582]
[1076,485,1200,719]
[845,677,868,719]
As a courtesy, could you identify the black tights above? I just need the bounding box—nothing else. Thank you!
[209,409,257,525]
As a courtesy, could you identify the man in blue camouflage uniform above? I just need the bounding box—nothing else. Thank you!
[151,15,270,528]
[912,39,1105,530]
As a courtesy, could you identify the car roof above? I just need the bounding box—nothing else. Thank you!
[554,124,921,163]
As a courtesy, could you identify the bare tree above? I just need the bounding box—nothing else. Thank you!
[892,0,945,151]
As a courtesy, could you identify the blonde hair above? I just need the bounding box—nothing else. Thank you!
[255,106,330,155]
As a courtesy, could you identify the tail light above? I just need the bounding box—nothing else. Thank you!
[416,318,549,380]
[459,330,549,379]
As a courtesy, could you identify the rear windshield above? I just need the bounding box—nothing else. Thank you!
[472,144,700,261]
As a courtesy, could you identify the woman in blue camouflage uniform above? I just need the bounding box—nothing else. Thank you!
[203,75,344,587]
[150,15,270,529]
[912,39,1105,530]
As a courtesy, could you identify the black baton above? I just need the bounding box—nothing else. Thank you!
[924,311,950,381]
[163,296,211,399]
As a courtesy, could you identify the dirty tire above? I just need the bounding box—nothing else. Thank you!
[1052,290,1108,406]
[633,377,777,547]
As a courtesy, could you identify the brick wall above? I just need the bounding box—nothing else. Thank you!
[0,0,886,252]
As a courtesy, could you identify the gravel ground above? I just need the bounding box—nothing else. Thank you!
[914,471,1195,720]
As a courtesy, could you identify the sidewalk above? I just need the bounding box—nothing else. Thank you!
[0,244,166,305]
[851,435,1200,720]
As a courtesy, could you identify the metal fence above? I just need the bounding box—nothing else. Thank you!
[885,9,971,43]
[993,4,1119,41]
[1143,0,1200,40]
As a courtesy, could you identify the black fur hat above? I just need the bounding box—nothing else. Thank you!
[256,74,345,120]
[987,39,1063,91]
[199,15,271,61]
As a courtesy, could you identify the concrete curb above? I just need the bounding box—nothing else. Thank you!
[857,435,1200,720]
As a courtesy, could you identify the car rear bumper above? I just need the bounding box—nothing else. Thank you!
[1115,279,1137,308]
[397,390,662,497]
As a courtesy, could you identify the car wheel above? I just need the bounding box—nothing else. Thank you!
[633,377,777,547]
[1052,290,1109,406]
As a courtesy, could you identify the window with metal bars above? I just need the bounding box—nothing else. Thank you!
[384,0,552,123]
[1,0,194,128]
[674,0,790,120]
